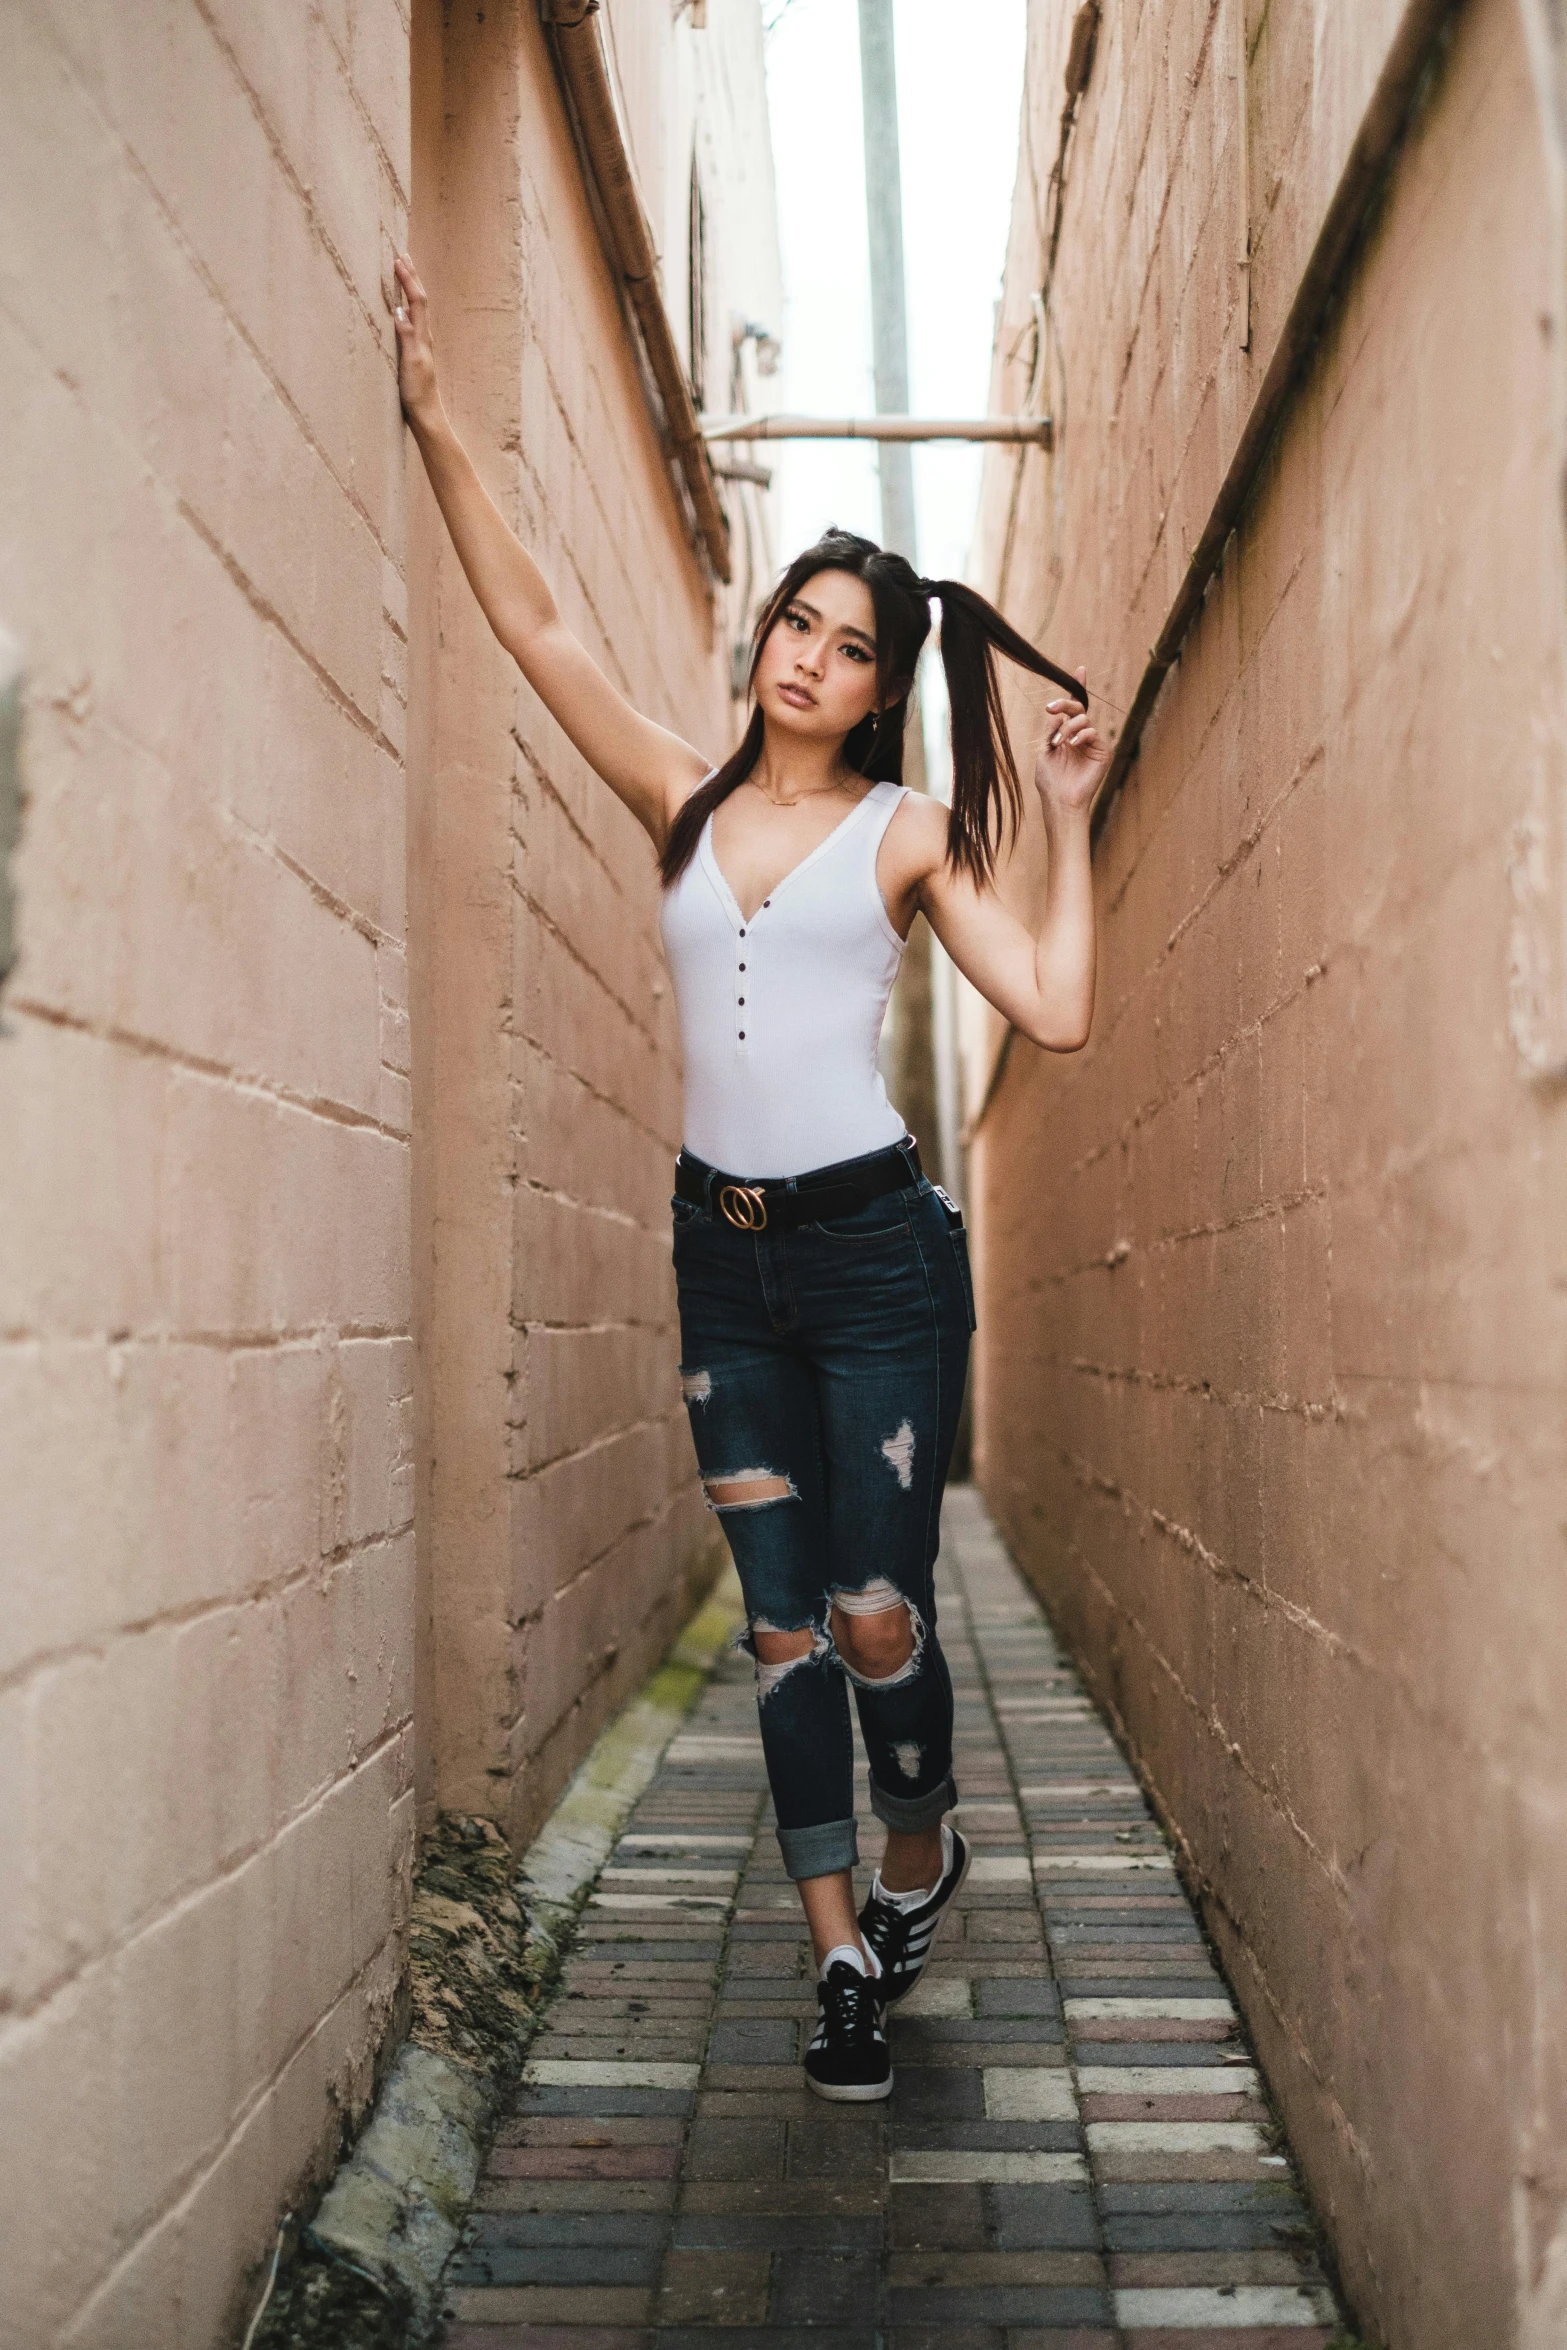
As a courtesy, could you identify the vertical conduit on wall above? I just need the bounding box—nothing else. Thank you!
[540,0,732,582]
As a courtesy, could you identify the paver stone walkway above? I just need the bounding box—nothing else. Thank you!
[443,1487,1343,2348]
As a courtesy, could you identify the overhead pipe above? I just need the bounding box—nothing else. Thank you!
[700,413,1055,446]
[540,1,732,581]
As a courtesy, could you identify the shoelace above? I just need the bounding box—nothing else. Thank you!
[818,1964,882,2043]
[861,1896,913,1971]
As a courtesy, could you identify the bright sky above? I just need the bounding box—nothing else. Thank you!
[763,0,1028,588]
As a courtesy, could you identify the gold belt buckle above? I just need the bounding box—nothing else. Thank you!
[718,1181,769,1232]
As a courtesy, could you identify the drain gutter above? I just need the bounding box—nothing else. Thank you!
[540,0,731,582]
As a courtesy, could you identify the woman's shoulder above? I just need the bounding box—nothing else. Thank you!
[883,784,950,859]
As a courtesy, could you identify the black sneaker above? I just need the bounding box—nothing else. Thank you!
[858,1824,972,2005]
[803,1956,893,2102]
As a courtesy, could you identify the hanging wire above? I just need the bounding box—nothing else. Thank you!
[237,2222,289,2350]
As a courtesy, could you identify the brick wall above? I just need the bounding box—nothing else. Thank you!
[1,0,780,2340]
[409,0,779,1850]
[0,4,414,2344]
[969,3,1567,2344]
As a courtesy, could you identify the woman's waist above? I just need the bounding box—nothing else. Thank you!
[679,1082,906,1187]
[675,1134,922,1232]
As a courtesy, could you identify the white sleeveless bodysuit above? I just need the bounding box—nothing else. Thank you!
[658,779,911,1178]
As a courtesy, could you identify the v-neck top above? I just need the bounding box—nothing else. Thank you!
[658,779,910,1178]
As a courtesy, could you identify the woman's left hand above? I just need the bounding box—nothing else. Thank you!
[1036,670,1110,817]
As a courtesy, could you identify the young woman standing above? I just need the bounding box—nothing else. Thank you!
[393,254,1108,2101]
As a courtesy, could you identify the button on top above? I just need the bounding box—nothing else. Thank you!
[738,962,746,972]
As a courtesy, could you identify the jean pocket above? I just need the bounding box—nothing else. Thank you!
[805,1197,914,1244]
[671,1195,704,1235]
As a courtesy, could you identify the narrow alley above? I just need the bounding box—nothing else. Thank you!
[443,1492,1341,2346]
[6,3,1566,2347]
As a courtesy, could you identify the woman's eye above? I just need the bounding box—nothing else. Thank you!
[785,609,808,631]
[842,643,871,663]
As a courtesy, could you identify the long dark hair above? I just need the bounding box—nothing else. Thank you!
[660,528,1087,889]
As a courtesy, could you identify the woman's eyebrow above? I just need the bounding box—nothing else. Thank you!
[790,597,875,650]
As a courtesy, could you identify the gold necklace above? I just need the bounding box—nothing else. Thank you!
[752,773,853,811]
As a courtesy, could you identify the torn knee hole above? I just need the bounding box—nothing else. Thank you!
[751,1623,816,1665]
[748,1617,827,1700]
[703,1468,797,1511]
[830,1581,925,1685]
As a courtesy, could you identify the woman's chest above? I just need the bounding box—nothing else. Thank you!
[708,794,868,923]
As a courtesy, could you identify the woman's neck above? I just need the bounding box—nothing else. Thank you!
[751,729,862,807]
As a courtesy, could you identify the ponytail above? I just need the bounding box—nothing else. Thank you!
[660,529,1085,890]
[922,577,1085,886]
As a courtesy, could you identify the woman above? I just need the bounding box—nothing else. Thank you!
[393,254,1107,2102]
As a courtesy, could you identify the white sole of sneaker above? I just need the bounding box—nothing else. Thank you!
[804,2068,895,2103]
[882,1830,974,2006]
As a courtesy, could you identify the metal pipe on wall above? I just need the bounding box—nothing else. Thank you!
[700,413,1054,444]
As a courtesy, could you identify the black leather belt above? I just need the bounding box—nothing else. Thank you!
[676,1138,922,1234]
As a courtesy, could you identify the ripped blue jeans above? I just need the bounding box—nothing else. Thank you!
[673,1158,975,1880]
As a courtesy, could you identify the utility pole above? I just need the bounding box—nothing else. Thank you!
[858,0,939,1178]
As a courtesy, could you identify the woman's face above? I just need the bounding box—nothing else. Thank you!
[752,569,884,747]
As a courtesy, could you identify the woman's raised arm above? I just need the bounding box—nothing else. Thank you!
[392,255,710,844]
[918,683,1105,1053]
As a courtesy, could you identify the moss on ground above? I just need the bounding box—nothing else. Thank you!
[405,1813,546,2078]
[250,2250,410,2350]
[250,1813,554,2348]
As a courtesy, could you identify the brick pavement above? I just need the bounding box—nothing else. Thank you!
[442,1487,1344,2347]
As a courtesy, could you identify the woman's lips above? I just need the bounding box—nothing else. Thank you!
[777,683,816,709]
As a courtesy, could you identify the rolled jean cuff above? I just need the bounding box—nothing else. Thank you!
[868,1772,957,1834]
[776,1815,860,1880]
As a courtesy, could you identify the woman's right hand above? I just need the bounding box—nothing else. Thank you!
[392,253,442,432]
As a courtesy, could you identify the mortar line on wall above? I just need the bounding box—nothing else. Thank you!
[0,1714,411,2037]
[1039,1531,1335,1877]
[0,1525,415,1703]
[513,1311,678,1336]
[30,1924,409,2333]
[7,997,410,1143]
[35,10,406,573]
[510,1048,687,1164]
[1052,1428,1381,1710]
[244,829,396,953]
[508,744,654,933]
[1093,0,1467,831]
[517,330,717,720]
[505,1410,683,1493]
[176,500,402,761]
[1027,982,1324,1187]
[505,912,670,1062]
[191,0,411,214]
[1111,0,1226,418]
